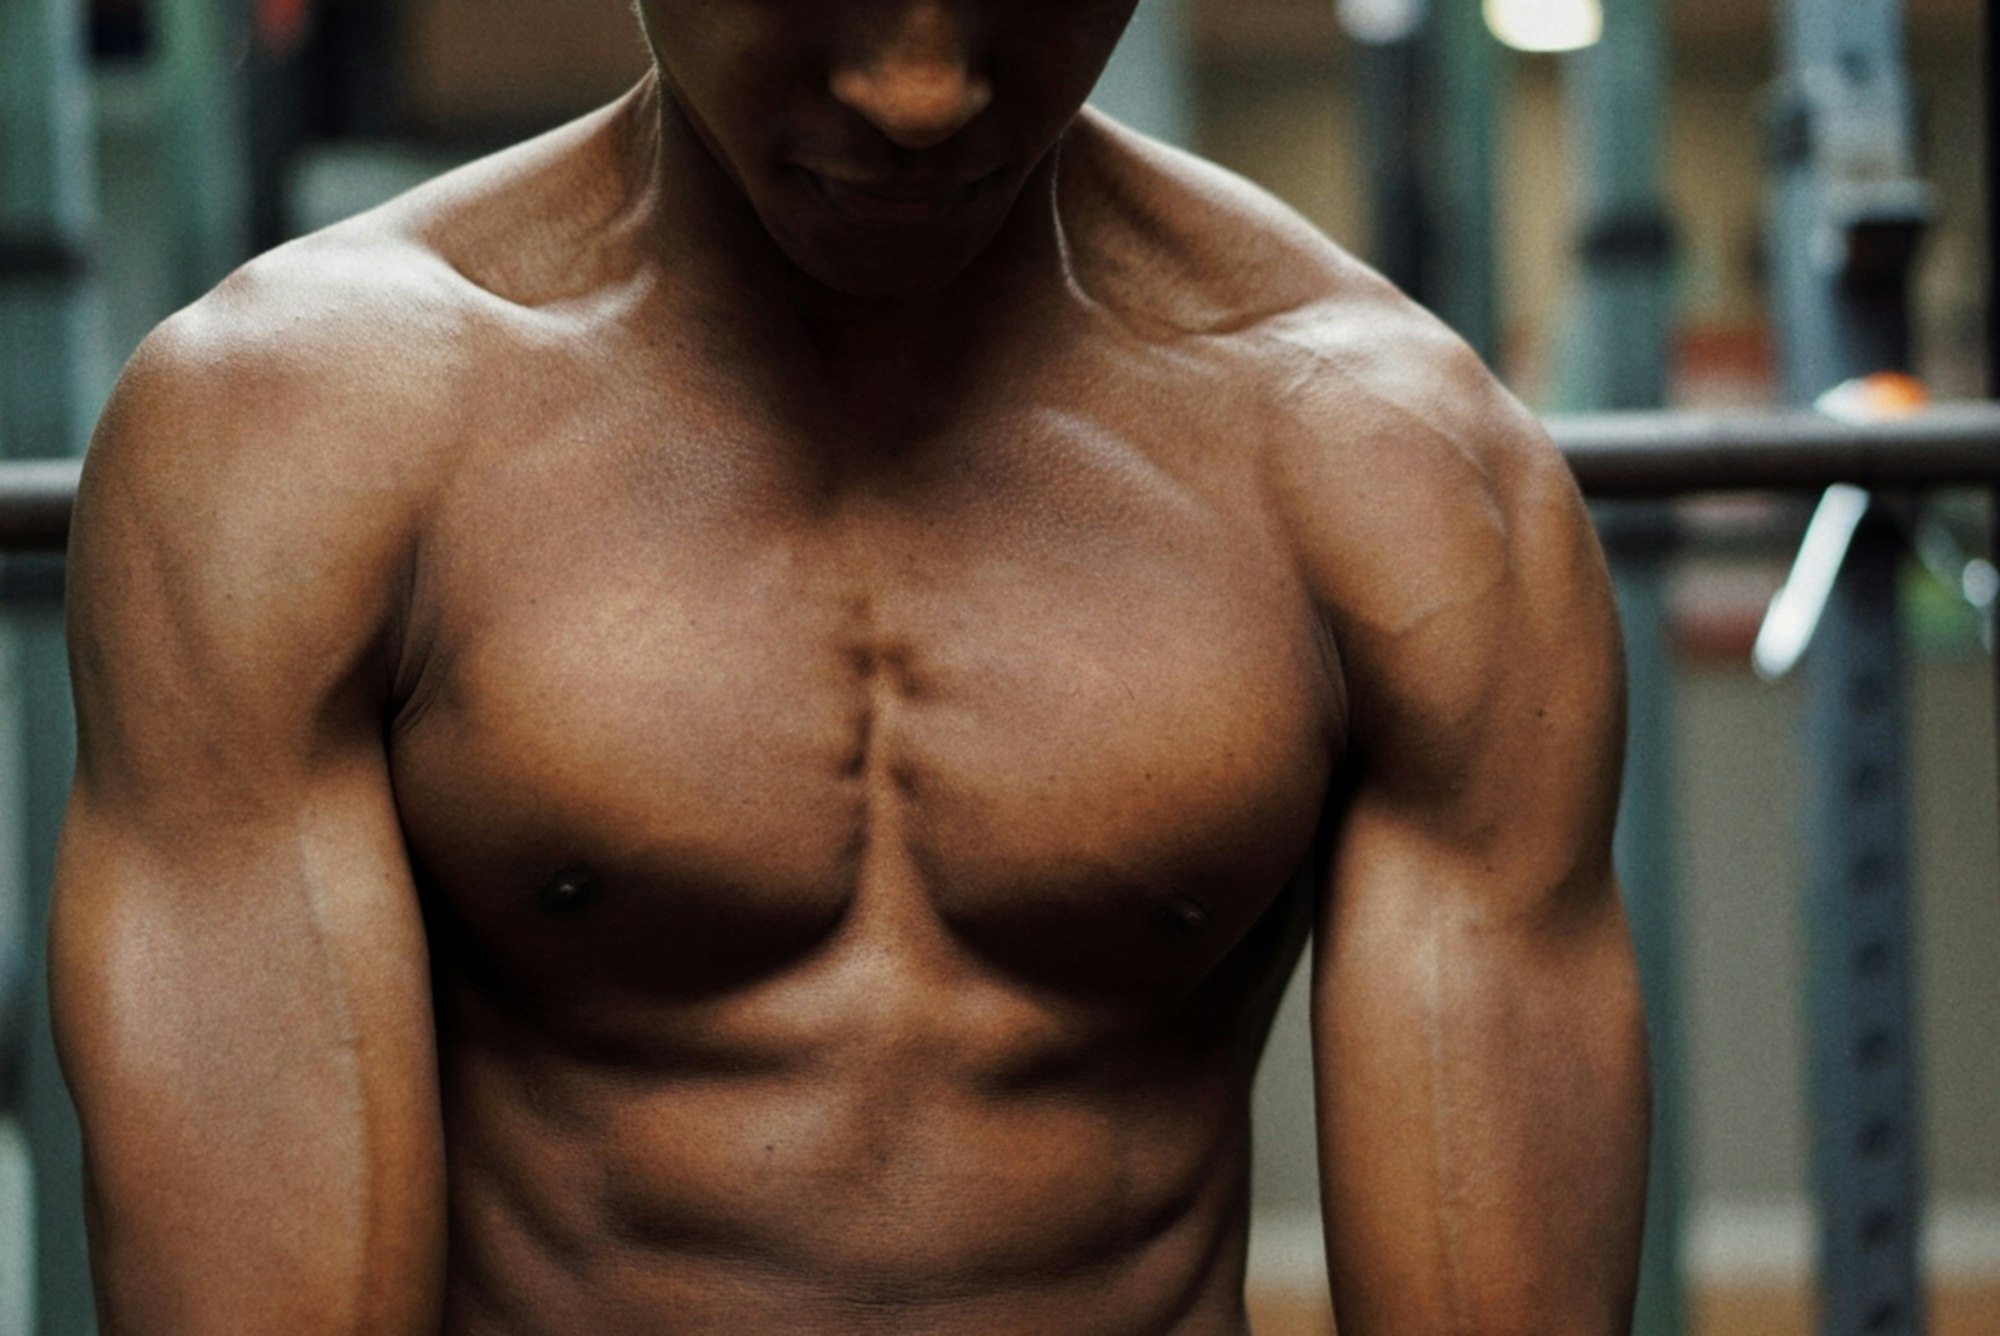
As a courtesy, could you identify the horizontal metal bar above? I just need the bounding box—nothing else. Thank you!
[1551,404,2000,496]
[0,230,92,285]
[0,405,1996,552]
[0,460,80,553]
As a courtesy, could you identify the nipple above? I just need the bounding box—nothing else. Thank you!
[537,867,599,916]
[1167,895,1212,936]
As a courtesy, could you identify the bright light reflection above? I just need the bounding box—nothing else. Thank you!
[1964,559,1999,610]
[1482,0,1603,52]
[1337,0,1429,45]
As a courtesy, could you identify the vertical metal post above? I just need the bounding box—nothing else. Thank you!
[1986,0,2000,819]
[1768,0,1928,397]
[1427,0,1501,365]
[1767,0,1929,1329]
[1801,516,1923,1336]
[1557,4,1673,417]
[1600,512,1682,1336]
[0,0,98,1331]
[1355,31,1427,300]
[1990,0,2000,406]
[158,0,254,303]
[248,22,305,256]
[1559,4,1681,1331]
[2,567,81,1336]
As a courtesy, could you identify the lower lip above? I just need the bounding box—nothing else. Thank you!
[805,171,984,226]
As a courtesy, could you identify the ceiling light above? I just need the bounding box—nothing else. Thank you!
[1482,0,1602,52]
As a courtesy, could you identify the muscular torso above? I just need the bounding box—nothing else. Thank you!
[382,173,1345,1331]
[61,63,1644,1336]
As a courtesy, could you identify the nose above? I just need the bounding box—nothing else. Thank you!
[830,2,992,150]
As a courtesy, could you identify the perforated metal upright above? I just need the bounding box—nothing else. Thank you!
[0,0,100,1331]
[1766,0,1931,1328]
[1801,513,1924,1335]
[1558,3,1682,1331]
[1986,0,2000,794]
[1565,49,1682,1336]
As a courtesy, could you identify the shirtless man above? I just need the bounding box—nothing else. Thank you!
[49,1,1648,1331]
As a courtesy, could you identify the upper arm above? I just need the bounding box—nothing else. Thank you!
[52,291,447,1334]
[1327,394,1625,916]
[1266,302,1646,1332]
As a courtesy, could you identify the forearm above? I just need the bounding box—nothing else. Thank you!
[1313,889,1649,1335]
[86,1148,446,1336]
[81,1077,446,1336]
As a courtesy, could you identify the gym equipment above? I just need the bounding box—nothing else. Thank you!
[1767,0,1932,1321]
[1558,1,1681,1326]
[0,0,98,1327]
[0,0,1987,1327]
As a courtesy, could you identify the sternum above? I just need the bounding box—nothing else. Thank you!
[831,609,945,949]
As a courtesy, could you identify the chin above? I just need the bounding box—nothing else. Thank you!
[760,179,1019,302]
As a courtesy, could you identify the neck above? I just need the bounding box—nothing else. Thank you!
[615,71,1080,381]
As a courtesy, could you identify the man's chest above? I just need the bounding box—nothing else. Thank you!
[387,396,1342,1004]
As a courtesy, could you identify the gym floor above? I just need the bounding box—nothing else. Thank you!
[1245,1283,2000,1335]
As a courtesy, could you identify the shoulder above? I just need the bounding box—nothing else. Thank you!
[80,219,471,562]
[1061,112,1600,674]
[69,221,480,731]
[1253,285,1594,654]
[1201,260,1613,782]
[1250,300,1623,891]
[92,77,650,463]
[67,95,659,803]
[1058,110,1583,613]
[1172,256,1623,863]
[1262,308,1618,815]
[72,90,649,612]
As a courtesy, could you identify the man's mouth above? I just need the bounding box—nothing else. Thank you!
[801,168,988,226]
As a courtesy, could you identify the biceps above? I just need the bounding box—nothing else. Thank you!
[51,770,443,1331]
[1312,822,1640,1113]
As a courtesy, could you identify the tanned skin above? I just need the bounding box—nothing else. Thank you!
[51,2,1648,1331]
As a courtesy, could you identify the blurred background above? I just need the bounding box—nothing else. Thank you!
[1,0,1996,1333]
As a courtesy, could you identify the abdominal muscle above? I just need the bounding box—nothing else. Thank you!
[429,939,1267,1336]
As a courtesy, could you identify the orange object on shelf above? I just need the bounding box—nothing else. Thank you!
[257,0,312,53]
[1813,371,1930,422]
